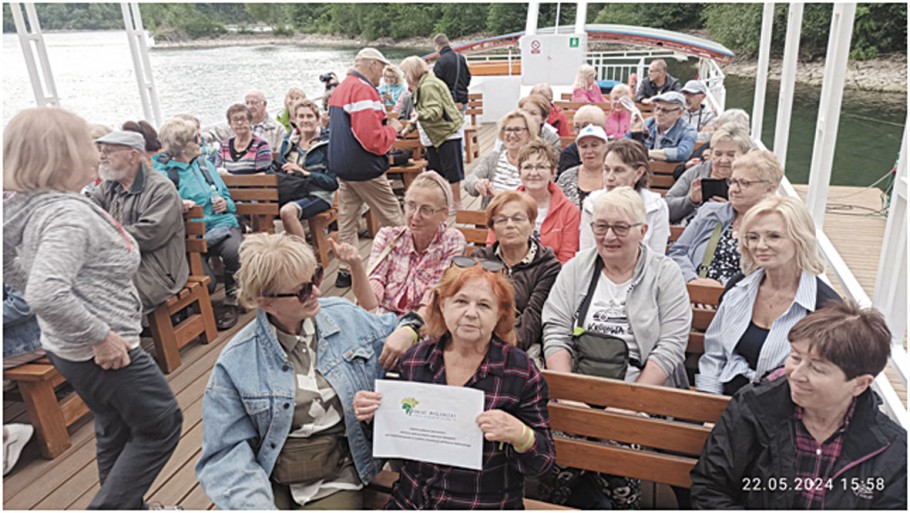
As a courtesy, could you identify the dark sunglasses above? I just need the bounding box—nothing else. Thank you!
[264,266,324,303]
[451,256,505,273]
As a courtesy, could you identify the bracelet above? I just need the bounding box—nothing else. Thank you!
[513,424,536,453]
[404,325,420,345]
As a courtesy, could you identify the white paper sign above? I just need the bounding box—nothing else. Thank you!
[373,379,484,471]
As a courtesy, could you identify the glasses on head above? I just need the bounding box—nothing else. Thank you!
[591,221,643,237]
[726,177,770,190]
[492,213,529,226]
[263,266,324,303]
[451,256,505,273]
[573,121,592,134]
[503,127,528,135]
[654,106,682,114]
[97,144,131,156]
[404,201,446,217]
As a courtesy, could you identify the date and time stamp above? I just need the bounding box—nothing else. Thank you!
[741,476,886,494]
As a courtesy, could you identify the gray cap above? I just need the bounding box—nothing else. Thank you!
[651,91,686,108]
[355,47,390,65]
[681,80,708,95]
[94,130,146,152]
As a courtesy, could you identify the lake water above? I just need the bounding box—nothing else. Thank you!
[3,31,905,188]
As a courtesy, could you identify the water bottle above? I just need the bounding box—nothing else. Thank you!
[210,185,222,207]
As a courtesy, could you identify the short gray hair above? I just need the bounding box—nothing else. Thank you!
[593,186,646,225]
[710,123,752,153]
[714,108,750,130]
[158,117,197,157]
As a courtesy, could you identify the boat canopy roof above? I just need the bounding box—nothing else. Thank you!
[424,24,735,65]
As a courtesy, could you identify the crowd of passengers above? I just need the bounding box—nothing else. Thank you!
[2,34,906,511]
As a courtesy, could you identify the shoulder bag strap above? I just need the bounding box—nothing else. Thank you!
[573,257,605,334]
[366,229,407,277]
[698,221,724,279]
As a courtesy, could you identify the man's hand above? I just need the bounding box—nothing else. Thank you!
[93,331,131,370]
[388,118,403,133]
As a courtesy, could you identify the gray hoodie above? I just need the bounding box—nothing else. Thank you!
[4,191,142,362]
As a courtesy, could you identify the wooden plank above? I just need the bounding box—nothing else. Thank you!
[235,204,279,216]
[455,209,487,227]
[180,482,215,511]
[229,189,279,202]
[692,308,716,331]
[221,174,278,187]
[687,282,724,305]
[554,438,695,488]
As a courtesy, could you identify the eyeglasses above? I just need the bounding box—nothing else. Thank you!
[97,144,131,156]
[654,106,682,114]
[263,266,324,303]
[573,121,592,133]
[726,177,771,189]
[503,127,528,135]
[404,201,446,217]
[591,222,643,237]
[492,214,529,226]
[519,164,552,174]
[244,99,263,106]
[451,256,505,273]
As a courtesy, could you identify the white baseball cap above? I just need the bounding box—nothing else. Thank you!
[575,124,609,144]
[355,47,390,65]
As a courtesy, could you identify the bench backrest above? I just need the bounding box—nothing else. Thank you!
[455,209,489,254]
[184,205,208,277]
[686,282,724,356]
[466,93,483,125]
[542,370,730,488]
[222,173,279,232]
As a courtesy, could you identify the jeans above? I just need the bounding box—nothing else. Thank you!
[47,348,183,510]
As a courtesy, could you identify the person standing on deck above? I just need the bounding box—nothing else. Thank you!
[329,48,404,289]
[432,34,471,111]
[635,59,681,104]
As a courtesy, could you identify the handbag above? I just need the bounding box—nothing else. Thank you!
[267,168,314,207]
[271,429,349,485]
[571,258,631,380]
[203,225,232,247]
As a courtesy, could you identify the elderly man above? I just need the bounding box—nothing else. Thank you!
[635,59,681,104]
[558,104,607,175]
[88,131,189,313]
[432,33,471,107]
[532,83,571,137]
[681,80,717,132]
[202,90,286,157]
[329,48,404,288]
[629,91,697,162]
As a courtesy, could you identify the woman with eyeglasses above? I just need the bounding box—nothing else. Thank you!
[330,171,465,319]
[352,261,555,509]
[464,110,539,209]
[556,123,608,209]
[668,149,783,288]
[695,196,841,397]
[197,233,419,510]
[540,186,690,508]
[213,104,273,175]
[378,64,406,108]
[579,139,670,254]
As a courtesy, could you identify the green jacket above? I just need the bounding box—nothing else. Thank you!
[414,72,464,148]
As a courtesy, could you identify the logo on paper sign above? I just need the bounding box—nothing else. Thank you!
[401,397,419,415]
[569,37,580,48]
[530,40,541,54]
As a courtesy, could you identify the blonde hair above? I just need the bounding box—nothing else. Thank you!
[158,117,198,157]
[592,186,646,225]
[408,170,453,211]
[398,57,428,84]
[518,94,550,121]
[574,64,597,89]
[610,84,632,101]
[738,196,825,275]
[497,109,540,140]
[173,113,201,129]
[3,107,98,192]
[384,63,407,84]
[710,123,752,153]
[574,104,607,128]
[89,123,113,140]
[284,87,306,103]
[732,149,784,185]
[236,233,318,310]
[290,99,321,120]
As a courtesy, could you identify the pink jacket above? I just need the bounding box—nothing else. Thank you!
[605,110,631,139]
[571,84,606,103]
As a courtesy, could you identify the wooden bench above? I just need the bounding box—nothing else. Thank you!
[388,137,427,193]
[462,93,483,164]
[308,192,338,269]
[455,209,489,254]
[685,282,724,380]
[147,206,218,374]
[222,173,279,233]
[3,358,90,459]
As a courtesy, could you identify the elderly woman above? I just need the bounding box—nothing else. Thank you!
[196,233,415,510]
[571,64,606,103]
[579,139,670,253]
[519,93,562,152]
[331,171,465,317]
[276,87,307,132]
[669,149,783,286]
[400,56,465,209]
[692,301,907,509]
[696,196,842,396]
[489,140,580,264]
[665,123,751,224]
[3,107,182,509]
[353,263,556,509]
[475,190,562,367]
[605,84,633,139]
[276,99,336,239]
[213,104,273,175]
[158,116,243,330]
[379,64,406,108]
[556,124,608,208]
[122,119,162,165]
[464,110,539,209]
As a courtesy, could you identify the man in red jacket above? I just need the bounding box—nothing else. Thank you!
[328,48,404,288]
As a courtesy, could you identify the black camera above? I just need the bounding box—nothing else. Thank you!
[319,72,337,84]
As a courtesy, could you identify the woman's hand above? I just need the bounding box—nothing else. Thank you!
[684,157,702,169]
[689,177,704,204]
[181,199,196,213]
[212,197,228,214]
[476,409,525,445]
[629,114,644,133]
[353,391,382,423]
[475,178,495,197]
[282,162,306,175]
[379,326,413,370]
[328,239,363,269]
[93,331,131,370]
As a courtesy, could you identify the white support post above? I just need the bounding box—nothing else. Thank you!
[121,2,161,126]
[575,0,588,35]
[10,2,59,107]
[805,3,857,229]
[525,0,541,36]
[772,3,803,169]
[751,2,775,140]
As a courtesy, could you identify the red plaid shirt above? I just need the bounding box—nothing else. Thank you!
[387,337,555,509]
[793,399,857,509]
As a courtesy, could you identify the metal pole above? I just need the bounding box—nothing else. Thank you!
[121,2,161,126]
[751,2,775,140]
[575,0,588,35]
[555,2,561,30]
[772,3,803,169]
[525,0,540,36]
[11,2,59,107]
[804,3,857,229]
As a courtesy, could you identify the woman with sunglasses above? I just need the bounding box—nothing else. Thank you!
[330,171,465,318]
[352,261,555,509]
[464,110,539,209]
[539,186,690,508]
[668,149,782,288]
[197,233,419,510]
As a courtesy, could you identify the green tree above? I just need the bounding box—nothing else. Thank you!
[434,3,489,39]
[486,3,526,35]
[245,3,293,35]
[592,3,704,30]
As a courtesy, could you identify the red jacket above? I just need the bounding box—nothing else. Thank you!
[547,104,571,137]
[486,182,580,264]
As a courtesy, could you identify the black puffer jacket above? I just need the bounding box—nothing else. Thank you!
[691,375,907,509]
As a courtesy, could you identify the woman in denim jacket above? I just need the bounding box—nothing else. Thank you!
[196,233,414,510]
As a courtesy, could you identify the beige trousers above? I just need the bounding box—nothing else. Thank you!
[336,176,403,273]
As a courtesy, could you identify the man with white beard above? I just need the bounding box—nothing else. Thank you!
[88,130,189,313]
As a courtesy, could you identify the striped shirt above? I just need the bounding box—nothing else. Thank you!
[214,135,272,175]
[491,151,522,192]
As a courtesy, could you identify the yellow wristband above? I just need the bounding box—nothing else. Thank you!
[404,325,420,345]
[514,425,536,453]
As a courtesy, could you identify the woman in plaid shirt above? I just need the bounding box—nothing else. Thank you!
[354,263,555,508]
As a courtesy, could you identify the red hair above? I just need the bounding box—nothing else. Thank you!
[425,265,517,346]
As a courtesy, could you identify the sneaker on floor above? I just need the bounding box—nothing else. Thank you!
[335,270,352,289]
[215,304,239,331]
[3,424,34,476]
[148,502,184,510]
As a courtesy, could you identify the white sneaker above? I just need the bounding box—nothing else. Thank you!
[3,424,34,475]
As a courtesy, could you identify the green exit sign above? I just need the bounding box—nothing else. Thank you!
[569,37,579,48]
